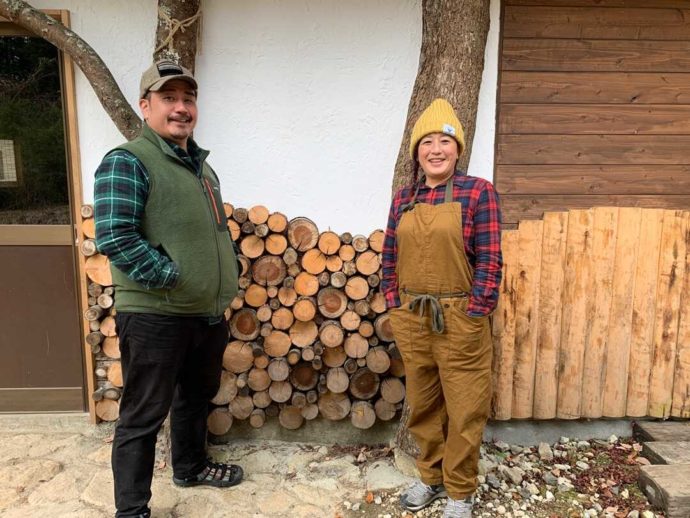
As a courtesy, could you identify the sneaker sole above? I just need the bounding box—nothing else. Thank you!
[400,490,448,511]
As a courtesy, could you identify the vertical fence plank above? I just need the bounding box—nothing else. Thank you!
[648,210,686,418]
[627,209,664,417]
[492,229,519,420]
[672,212,690,418]
[511,220,543,419]
[533,212,567,419]
[581,207,618,418]
[557,209,594,419]
[602,208,641,417]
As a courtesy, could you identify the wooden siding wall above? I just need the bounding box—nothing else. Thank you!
[491,206,690,420]
[496,0,690,227]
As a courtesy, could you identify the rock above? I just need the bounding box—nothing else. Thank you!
[374,496,382,504]
[524,483,540,496]
[365,460,412,491]
[626,511,639,518]
[641,512,654,518]
[576,461,590,470]
[608,434,618,444]
[557,477,574,492]
[538,443,553,461]
[560,437,570,444]
[352,502,360,511]
[621,488,629,499]
[543,472,558,486]
[495,441,511,452]
[498,465,525,485]
[510,445,523,455]
[478,458,497,476]
[487,473,501,489]
[577,440,591,449]
[545,491,555,502]
[497,505,506,514]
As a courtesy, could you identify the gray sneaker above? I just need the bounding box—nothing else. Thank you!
[399,480,447,511]
[442,495,474,518]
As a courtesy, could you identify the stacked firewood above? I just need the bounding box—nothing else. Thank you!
[79,204,122,423]
[80,203,405,431]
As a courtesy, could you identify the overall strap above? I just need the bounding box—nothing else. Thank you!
[443,174,454,203]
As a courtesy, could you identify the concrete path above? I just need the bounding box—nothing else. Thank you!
[0,414,412,517]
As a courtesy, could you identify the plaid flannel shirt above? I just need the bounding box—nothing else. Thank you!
[93,138,203,290]
[381,171,503,317]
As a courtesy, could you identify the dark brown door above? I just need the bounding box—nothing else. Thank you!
[0,31,85,411]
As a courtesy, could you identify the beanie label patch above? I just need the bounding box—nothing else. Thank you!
[443,124,456,137]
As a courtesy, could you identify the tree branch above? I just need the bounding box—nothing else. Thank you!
[0,0,141,140]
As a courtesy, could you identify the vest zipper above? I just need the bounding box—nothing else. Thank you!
[199,176,223,317]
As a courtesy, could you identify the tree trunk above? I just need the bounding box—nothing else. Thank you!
[154,0,201,71]
[393,0,491,457]
[0,0,141,139]
[392,0,491,191]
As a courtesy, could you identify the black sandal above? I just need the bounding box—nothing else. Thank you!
[173,460,244,488]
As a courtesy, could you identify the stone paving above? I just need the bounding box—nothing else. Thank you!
[0,414,413,518]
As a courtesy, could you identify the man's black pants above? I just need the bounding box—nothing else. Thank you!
[112,313,228,518]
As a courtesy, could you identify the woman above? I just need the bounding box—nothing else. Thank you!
[382,98,502,518]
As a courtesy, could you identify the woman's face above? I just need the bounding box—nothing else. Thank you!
[417,132,459,186]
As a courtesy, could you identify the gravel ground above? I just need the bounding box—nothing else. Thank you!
[336,435,663,518]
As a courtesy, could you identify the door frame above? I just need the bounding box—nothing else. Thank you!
[0,10,95,419]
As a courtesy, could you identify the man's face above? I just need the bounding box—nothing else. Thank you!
[139,79,197,149]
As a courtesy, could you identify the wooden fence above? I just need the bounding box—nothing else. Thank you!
[491,207,690,420]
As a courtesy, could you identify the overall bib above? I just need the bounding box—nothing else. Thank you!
[388,177,492,499]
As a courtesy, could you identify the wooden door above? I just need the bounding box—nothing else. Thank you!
[0,26,85,411]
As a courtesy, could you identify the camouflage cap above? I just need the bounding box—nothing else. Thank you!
[139,59,197,99]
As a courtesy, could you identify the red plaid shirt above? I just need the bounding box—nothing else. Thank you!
[381,172,502,316]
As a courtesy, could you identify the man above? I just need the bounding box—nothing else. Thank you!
[94,60,242,518]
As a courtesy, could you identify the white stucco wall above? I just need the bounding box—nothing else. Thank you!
[33,0,500,234]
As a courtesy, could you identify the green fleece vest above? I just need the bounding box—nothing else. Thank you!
[109,125,238,316]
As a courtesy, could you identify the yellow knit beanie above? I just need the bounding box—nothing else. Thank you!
[409,98,465,159]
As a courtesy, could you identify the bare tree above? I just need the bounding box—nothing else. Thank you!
[392,0,491,457]
[0,0,202,140]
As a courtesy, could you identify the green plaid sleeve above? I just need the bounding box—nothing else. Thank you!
[93,150,179,289]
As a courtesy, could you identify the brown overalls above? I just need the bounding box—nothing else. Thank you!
[388,177,492,500]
